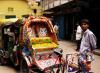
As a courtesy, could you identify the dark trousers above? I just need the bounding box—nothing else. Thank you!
[76,40,81,51]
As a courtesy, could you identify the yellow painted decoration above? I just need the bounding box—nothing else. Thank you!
[30,37,58,51]
[30,37,52,44]
[32,42,58,52]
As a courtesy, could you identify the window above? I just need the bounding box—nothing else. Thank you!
[5,15,16,19]
[22,15,29,18]
[8,7,14,12]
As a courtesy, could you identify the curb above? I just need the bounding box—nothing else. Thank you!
[93,50,100,56]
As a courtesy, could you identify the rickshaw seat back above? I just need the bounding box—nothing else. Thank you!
[30,37,58,52]
[30,37,52,44]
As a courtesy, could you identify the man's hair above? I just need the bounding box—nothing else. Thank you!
[80,19,90,25]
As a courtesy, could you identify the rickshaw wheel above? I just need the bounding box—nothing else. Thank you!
[0,55,5,65]
[0,50,7,65]
[10,52,19,66]
[54,64,65,73]
[44,69,55,73]
[20,58,30,73]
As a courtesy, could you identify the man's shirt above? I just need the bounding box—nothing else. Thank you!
[54,25,58,34]
[76,25,82,40]
[79,29,97,53]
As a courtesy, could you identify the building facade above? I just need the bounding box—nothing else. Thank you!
[0,0,43,19]
[41,0,80,40]
[41,0,100,48]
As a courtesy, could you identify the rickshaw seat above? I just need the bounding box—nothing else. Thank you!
[30,37,58,52]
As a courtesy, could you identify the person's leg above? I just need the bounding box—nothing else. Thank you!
[76,40,80,51]
[79,53,89,73]
[79,61,88,73]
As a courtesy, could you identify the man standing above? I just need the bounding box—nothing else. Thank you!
[54,24,59,40]
[76,23,82,51]
[79,19,97,73]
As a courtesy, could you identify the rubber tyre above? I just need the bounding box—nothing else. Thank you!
[20,58,30,73]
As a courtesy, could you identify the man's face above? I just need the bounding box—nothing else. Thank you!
[81,22,89,31]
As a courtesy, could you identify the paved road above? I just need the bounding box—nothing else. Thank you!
[0,66,17,73]
[0,41,100,73]
[59,41,100,73]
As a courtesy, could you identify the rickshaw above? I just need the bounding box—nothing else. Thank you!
[0,18,21,66]
[19,16,65,73]
[0,16,65,73]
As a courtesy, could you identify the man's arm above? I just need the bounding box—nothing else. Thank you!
[89,34,97,50]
